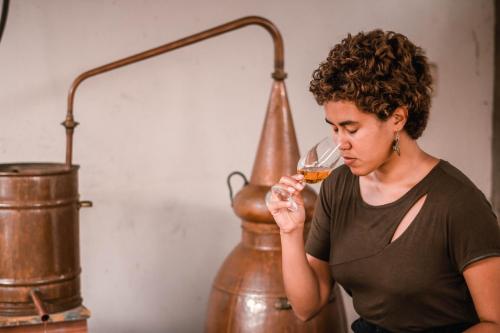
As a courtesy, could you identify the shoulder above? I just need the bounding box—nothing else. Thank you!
[432,160,496,220]
[434,163,500,272]
[431,160,487,202]
[433,160,479,192]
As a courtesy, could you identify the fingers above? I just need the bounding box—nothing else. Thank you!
[266,186,299,213]
[290,189,305,204]
[266,175,306,232]
[278,174,305,192]
[266,198,295,213]
[266,176,306,215]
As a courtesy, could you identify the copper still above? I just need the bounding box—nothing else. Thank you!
[198,18,347,333]
[0,15,347,330]
[205,65,347,333]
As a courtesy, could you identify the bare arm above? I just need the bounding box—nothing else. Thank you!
[463,256,500,332]
[267,174,333,321]
[280,228,333,321]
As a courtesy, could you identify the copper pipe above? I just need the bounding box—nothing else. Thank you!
[63,16,286,166]
[29,289,50,321]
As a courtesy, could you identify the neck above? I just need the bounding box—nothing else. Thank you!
[369,134,436,185]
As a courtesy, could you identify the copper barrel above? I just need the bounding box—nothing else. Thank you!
[0,163,85,316]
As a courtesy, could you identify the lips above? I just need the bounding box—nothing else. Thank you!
[342,156,356,166]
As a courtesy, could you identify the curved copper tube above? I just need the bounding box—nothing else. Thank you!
[63,16,286,166]
[29,289,50,321]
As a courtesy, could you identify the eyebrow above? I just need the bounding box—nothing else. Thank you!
[324,118,359,127]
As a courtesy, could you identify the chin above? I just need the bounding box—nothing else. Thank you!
[347,164,372,176]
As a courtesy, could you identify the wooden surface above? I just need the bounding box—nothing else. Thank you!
[0,320,87,332]
[0,306,89,332]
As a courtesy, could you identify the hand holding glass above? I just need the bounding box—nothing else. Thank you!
[266,136,343,211]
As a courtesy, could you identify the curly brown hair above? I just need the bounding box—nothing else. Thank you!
[309,30,433,139]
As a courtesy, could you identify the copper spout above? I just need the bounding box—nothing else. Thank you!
[62,16,286,166]
[29,289,50,321]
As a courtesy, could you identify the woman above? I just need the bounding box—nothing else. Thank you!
[267,30,500,333]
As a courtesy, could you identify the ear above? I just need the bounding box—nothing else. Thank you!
[391,107,408,131]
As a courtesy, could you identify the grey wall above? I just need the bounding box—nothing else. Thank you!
[0,1,494,332]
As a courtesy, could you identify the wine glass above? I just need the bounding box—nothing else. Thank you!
[266,136,343,211]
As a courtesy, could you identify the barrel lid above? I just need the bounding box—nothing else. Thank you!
[0,163,79,176]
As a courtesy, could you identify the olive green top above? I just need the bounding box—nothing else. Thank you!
[305,160,500,332]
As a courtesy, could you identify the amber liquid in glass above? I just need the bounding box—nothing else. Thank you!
[297,167,332,184]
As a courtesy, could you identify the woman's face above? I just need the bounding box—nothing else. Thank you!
[324,100,397,176]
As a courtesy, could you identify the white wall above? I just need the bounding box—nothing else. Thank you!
[0,1,494,332]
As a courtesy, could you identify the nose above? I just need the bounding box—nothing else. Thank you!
[337,133,351,150]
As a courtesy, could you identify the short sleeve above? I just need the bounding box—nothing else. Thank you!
[305,176,334,262]
[447,188,500,272]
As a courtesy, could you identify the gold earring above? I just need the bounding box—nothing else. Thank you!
[392,131,400,156]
